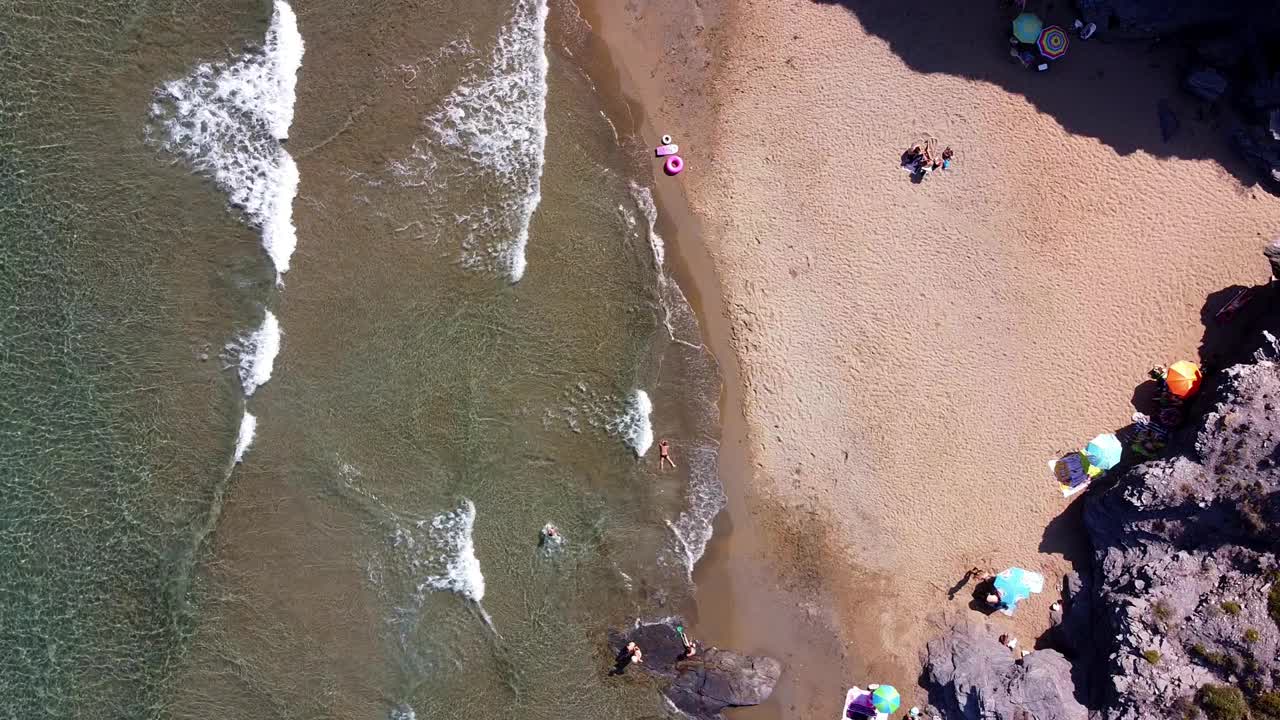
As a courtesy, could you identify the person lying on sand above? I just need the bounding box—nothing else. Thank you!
[659,440,677,469]
[902,145,924,168]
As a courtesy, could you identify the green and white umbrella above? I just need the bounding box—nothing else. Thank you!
[871,685,901,714]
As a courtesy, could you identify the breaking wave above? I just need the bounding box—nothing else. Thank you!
[391,0,549,281]
[237,310,281,396]
[233,411,257,464]
[394,500,486,604]
[548,385,655,457]
[148,0,305,282]
[612,389,654,457]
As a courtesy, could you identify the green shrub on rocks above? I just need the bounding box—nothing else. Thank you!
[1269,578,1280,629]
[1143,649,1162,665]
[1253,690,1280,720]
[1221,600,1243,616]
[1197,684,1249,720]
[1244,628,1260,643]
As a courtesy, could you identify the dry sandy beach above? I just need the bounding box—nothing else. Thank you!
[584,0,1279,714]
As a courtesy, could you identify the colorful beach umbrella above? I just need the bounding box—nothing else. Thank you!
[871,685,901,714]
[1037,25,1069,59]
[992,567,1045,615]
[1167,361,1202,399]
[1084,433,1122,471]
[1012,13,1044,44]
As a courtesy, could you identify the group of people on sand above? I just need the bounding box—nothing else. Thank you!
[901,141,954,179]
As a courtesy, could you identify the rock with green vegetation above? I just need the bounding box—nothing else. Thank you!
[1197,684,1249,720]
[1061,282,1280,720]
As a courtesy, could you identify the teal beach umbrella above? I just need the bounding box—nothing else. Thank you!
[872,685,901,714]
[1012,13,1044,44]
[992,567,1045,615]
[1084,433,1122,471]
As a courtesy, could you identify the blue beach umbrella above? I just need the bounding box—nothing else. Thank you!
[1084,433,1123,471]
[1012,13,1044,44]
[992,567,1045,615]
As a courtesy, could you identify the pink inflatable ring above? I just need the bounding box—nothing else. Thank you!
[664,155,684,175]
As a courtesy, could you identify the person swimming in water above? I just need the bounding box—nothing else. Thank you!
[659,440,676,470]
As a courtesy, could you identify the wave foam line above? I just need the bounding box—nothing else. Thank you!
[233,411,257,464]
[428,0,548,282]
[149,0,304,282]
[610,389,654,457]
[238,310,281,396]
[418,500,486,603]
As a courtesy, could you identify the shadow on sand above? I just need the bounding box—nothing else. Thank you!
[810,0,1265,189]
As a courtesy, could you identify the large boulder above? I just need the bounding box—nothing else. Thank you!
[922,619,1088,720]
[607,622,781,720]
[666,648,782,719]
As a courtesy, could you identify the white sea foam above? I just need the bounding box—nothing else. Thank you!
[407,500,485,602]
[667,444,727,579]
[629,183,664,273]
[418,0,549,281]
[610,389,654,457]
[233,411,257,464]
[551,385,656,456]
[149,0,305,281]
[238,310,281,396]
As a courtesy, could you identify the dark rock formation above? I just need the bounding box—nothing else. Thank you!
[607,622,781,720]
[921,256,1280,719]
[1073,1,1280,194]
[1266,238,1280,281]
[1070,356,1280,720]
[922,619,1087,720]
[666,649,782,718]
[1074,0,1278,40]
[1233,128,1280,196]
[1185,69,1228,104]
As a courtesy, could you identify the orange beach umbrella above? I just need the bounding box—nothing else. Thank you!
[1166,361,1202,399]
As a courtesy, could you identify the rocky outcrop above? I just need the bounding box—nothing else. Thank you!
[608,621,781,720]
[666,648,782,718]
[1073,1,1280,194]
[922,620,1088,720]
[1071,356,1280,720]
[921,265,1280,719]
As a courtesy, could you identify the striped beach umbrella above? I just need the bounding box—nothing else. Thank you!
[1084,433,1123,471]
[871,685,901,714]
[1037,25,1069,60]
[1167,361,1202,399]
[1012,13,1043,44]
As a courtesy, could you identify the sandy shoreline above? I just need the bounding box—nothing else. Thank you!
[580,0,1279,714]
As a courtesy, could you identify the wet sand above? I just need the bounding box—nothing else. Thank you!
[573,1,856,717]
[581,0,1279,713]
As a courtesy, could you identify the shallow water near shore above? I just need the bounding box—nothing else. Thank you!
[1,1,721,717]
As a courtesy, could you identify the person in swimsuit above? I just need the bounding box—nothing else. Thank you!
[659,440,677,469]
